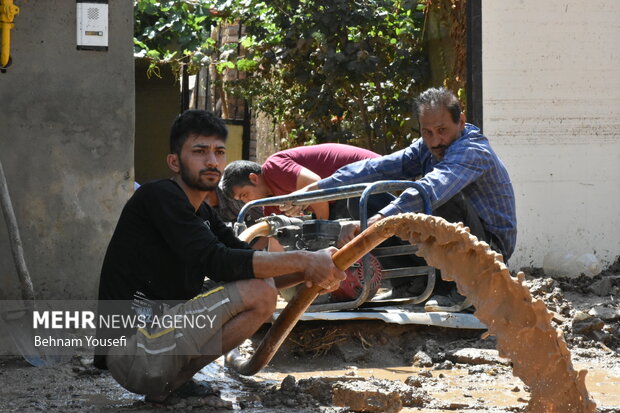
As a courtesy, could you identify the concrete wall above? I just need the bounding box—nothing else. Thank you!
[482,1,620,270]
[0,0,134,299]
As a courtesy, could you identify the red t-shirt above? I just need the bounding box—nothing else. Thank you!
[261,143,379,215]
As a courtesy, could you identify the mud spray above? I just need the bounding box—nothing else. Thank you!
[375,213,597,413]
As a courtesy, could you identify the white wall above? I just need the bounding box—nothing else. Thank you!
[482,1,620,270]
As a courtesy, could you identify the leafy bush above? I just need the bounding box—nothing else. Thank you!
[135,0,432,152]
[134,0,218,76]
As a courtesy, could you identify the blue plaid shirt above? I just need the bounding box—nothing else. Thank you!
[318,124,517,259]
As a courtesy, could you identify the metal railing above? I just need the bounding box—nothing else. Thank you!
[235,180,435,312]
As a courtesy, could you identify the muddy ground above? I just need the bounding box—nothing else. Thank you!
[0,263,618,413]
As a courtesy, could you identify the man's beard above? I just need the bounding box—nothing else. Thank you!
[179,159,221,191]
[431,145,448,160]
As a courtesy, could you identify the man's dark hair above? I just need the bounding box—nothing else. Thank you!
[169,110,228,155]
[220,160,262,198]
[413,87,462,124]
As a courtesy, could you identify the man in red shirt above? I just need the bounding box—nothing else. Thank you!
[220,143,379,220]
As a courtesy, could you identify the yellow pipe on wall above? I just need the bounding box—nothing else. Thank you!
[0,0,19,68]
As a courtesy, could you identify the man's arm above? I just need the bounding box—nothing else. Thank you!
[143,182,256,283]
[296,167,329,219]
[280,145,421,218]
[277,180,318,217]
[377,142,492,217]
[317,146,419,190]
[252,247,346,292]
[271,273,305,289]
[335,213,385,247]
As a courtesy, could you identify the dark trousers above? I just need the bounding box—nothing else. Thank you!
[329,193,396,221]
[348,191,499,294]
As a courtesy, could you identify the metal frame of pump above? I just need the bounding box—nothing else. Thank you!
[0,0,19,70]
[235,180,436,312]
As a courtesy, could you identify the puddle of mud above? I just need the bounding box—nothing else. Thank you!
[2,308,618,413]
[195,360,280,411]
[191,317,620,412]
[578,363,620,407]
[258,364,526,409]
[79,392,141,410]
[0,348,617,412]
[199,356,620,412]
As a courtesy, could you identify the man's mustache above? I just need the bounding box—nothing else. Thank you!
[200,167,221,175]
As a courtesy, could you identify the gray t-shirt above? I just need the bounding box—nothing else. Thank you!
[210,186,262,226]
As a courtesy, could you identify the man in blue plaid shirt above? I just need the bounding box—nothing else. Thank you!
[291,87,517,311]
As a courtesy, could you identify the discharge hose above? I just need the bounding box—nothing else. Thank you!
[226,222,390,376]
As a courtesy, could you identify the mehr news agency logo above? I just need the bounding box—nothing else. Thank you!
[31,309,218,348]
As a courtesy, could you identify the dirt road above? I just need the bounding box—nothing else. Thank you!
[0,266,618,412]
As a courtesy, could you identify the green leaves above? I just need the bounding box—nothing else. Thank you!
[224,0,430,150]
[216,61,235,72]
[133,0,432,151]
[134,0,218,70]
[235,58,258,72]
